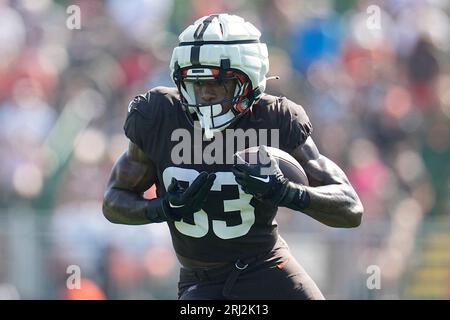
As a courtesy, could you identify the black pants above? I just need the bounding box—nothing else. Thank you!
[178,239,325,300]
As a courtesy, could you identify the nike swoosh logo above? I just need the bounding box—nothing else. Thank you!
[169,202,184,208]
[249,175,270,183]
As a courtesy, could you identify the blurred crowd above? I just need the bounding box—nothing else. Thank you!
[0,0,449,299]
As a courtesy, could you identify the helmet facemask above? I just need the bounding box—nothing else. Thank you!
[175,66,252,139]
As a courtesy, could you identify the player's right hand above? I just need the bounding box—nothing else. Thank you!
[162,172,216,221]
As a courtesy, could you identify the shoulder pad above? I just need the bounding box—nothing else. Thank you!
[127,94,149,113]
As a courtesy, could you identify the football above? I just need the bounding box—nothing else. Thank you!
[235,146,309,186]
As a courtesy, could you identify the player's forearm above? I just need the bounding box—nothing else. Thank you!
[102,187,166,225]
[281,182,363,228]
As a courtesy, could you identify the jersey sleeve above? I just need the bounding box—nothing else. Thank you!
[123,91,165,160]
[278,97,313,153]
[123,94,148,150]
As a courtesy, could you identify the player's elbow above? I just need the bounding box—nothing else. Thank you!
[346,201,363,228]
[102,190,120,224]
[102,200,116,223]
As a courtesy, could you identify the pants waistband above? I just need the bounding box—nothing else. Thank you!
[180,250,270,282]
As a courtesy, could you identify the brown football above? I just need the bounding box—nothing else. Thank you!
[235,146,309,186]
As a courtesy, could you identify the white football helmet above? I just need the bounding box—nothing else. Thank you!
[170,13,269,139]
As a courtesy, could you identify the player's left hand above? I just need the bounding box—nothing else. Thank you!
[232,145,288,206]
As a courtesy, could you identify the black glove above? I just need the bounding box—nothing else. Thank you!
[161,171,216,221]
[232,146,310,209]
[232,146,289,206]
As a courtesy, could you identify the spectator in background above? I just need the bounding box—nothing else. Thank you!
[407,35,440,109]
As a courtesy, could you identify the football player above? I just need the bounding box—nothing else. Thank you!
[103,14,363,300]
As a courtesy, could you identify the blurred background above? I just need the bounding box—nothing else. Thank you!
[0,0,449,300]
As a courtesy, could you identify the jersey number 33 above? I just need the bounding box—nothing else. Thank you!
[163,167,255,239]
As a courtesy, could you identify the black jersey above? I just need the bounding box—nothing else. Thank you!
[124,86,312,263]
